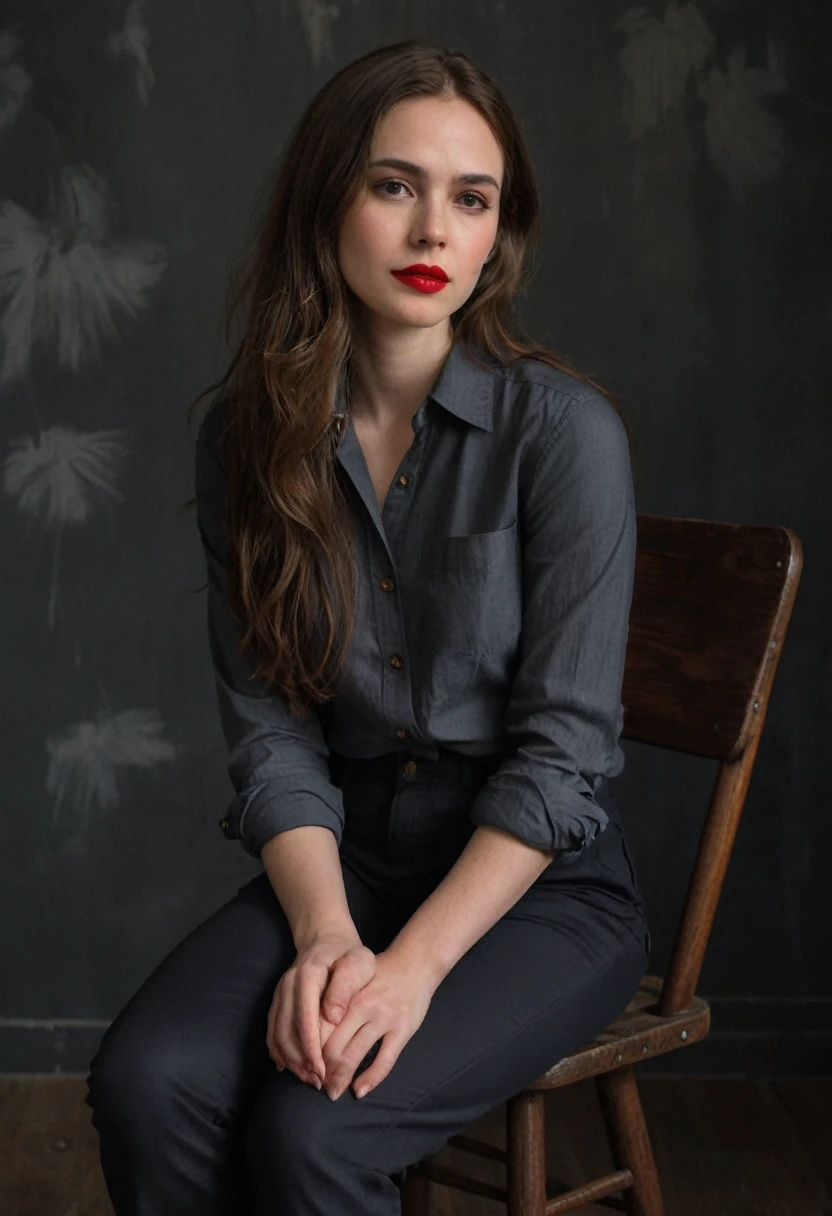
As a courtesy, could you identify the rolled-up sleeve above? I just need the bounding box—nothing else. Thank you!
[469,389,636,862]
[194,408,344,859]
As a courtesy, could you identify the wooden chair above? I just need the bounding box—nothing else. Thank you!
[400,513,803,1216]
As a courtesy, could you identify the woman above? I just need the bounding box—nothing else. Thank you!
[86,38,651,1215]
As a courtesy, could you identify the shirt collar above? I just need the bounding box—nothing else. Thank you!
[332,338,496,433]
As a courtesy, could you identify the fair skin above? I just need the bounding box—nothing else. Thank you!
[267,94,561,1103]
[338,92,502,509]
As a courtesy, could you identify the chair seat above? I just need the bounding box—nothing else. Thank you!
[528,974,711,1090]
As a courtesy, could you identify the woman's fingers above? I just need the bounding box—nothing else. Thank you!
[266,983,284,1066]
[322,1015,378,1100]
[297,969,328,1083]
[318,1015,338,1051]
[321,948,377,1024]
[351,1029,406,1098]
[270,972,321,1085]
[267,940,378,1089]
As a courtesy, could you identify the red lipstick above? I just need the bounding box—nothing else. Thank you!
[391,263,449,294]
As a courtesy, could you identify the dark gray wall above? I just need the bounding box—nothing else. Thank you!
[1,1,828,1074]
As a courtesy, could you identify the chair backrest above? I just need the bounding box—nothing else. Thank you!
[621,514,803,1016]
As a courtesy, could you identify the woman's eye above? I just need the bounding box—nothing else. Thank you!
[459,191,490,210]
[375,180,490,210]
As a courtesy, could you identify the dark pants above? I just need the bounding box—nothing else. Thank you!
[85,749,651,1215]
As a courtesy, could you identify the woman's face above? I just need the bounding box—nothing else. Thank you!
[337,95,503,334]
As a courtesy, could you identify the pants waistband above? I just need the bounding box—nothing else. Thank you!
[329,747,503,787]
[330,748,610,801]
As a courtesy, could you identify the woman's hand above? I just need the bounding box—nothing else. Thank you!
[266,928,377,1088]
[319,949,437,1102]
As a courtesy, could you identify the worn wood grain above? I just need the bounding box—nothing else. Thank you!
[6,1076,829,1215]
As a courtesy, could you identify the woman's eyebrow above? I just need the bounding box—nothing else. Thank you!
[368,157,501,192]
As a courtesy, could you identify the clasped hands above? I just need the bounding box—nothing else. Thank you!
[266,927,436,1102]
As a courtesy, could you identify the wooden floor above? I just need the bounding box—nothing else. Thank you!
[2,1075,831,1215]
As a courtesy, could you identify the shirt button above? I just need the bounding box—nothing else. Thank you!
[395,728,410,740]
[397,474,410,487]
[390,654,403,669]
[403,759,418,776]
[380,576,395,592]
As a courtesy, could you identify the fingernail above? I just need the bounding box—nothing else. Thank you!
[313,1077,321,1091]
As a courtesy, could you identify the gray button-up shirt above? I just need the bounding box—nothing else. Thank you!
[194,339,636,863]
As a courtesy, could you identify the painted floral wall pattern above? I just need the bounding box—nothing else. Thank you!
[0,164,167,383]
[616,3,789,186]
[46,708,180,855]
[105,0,156,107]
[0,13,174,844]
[3,424,130,627]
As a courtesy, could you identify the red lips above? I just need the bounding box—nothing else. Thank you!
[394,264,448,281]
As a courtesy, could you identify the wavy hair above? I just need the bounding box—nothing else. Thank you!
[184,38,631,721]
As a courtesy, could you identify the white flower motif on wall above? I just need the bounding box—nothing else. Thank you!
[46,708,179,844]
[3,425,130,629]
[105,1,155,106]
[615,3,789,186]
[697,40,788,186]
[0,27,32,136]
[0,163,167,383]
[617,3,715,139]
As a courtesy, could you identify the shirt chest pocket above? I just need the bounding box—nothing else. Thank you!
[426,521,522,657]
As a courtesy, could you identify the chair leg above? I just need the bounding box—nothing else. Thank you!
[400,1168,430,1216]
[506,1090,547,1216]
[595,1066,664,1216]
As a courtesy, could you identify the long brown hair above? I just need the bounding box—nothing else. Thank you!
[184,38,632,722]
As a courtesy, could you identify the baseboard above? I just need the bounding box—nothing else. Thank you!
[0,1019,109,1075]
[638,996,832,1076]
[2,999,831,1076]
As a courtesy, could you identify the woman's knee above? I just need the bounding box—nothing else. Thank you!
[86,1003,251,1143]
[243,1074,372,1179]
[85,1014,191,1127]
[244,1075,318,1157]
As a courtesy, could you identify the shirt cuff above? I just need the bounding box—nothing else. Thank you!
[469,777,610,864]
[219,785,345,859]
